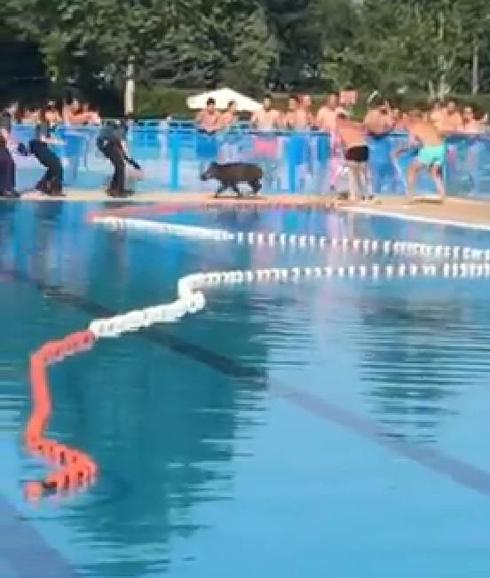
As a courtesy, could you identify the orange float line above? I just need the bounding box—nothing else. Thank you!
[24,330,98,502]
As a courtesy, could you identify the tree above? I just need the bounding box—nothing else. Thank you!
[4,0,186,89]
[222,7,277,94]
[259,0,323,87]
[3,0,490,104]
[456,0,490,93]
[319,0,490,99]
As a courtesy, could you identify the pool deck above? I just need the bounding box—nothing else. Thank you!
[4,190,490,230]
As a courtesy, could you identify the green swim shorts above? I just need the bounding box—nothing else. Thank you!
[417,145,445,167]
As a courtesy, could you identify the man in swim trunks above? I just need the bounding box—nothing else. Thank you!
[335,111,372,201]
[395,107,446,201]
[251,95,281,188]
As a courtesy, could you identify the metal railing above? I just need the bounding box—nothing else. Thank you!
[12,124,490,196]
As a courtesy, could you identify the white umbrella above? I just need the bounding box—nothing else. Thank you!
[186,87,261,112]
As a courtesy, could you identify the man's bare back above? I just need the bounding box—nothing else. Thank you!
[408,119,443,147]
[336,118,367,150]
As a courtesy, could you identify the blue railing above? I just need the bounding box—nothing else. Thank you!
[12,124,490,196]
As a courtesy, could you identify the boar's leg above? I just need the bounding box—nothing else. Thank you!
[214,181,231,197]
[249,179,262,195]
[231,183,242,197]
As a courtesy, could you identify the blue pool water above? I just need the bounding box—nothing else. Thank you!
[1,202,490,577]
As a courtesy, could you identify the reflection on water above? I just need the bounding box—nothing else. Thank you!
[1,202,490,577]
[355,291,490,443]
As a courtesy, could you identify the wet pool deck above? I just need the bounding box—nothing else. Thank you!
[4,191,490,231]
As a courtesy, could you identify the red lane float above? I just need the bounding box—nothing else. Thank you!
[24,330,98,502]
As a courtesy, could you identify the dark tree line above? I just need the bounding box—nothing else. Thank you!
[2,0,490,103]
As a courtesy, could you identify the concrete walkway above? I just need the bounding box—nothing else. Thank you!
[3,190,490,230]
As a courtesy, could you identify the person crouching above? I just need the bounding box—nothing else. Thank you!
[97,120,136,198]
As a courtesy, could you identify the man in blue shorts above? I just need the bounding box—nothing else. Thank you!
[394,107,446,202]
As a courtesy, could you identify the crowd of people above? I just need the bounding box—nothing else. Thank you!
[1,101,64,198]
[0,98,126,199]
[196,93,487,137]
[8,98,102,127]
[0,92,488,200]
[210,93,488,203]
[0,98,99,199]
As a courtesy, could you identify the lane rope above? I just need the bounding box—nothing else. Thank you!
[92,215,490,262]
[24,208,490,500]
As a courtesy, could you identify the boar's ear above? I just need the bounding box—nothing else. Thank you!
[211,161,218,168]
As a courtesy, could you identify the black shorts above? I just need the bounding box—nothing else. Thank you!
[345,145,369,163]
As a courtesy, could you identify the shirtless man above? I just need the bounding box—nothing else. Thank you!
[335,112,372,201]
[80,103,102,126]
[428,100,445,132]
[283,95,310,131]
[441,100,463,134]
[219,100,239,161]
[316,93,339,133]
[395,107,446,201]
[251,94,281,131]
[220,100,238,130]
[316,93,344,191]
[62,97,81,125]
[299,94,314,128]
[461,105,483,135]
[196,98,221,134]
[250,94,281,187]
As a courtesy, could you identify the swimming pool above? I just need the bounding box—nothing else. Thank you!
[1,201,490,577]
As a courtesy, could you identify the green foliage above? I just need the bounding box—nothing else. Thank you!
[320,0,490,98]
[222,7,277,95]
[135,87,195,118]
[3,0,490,111]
